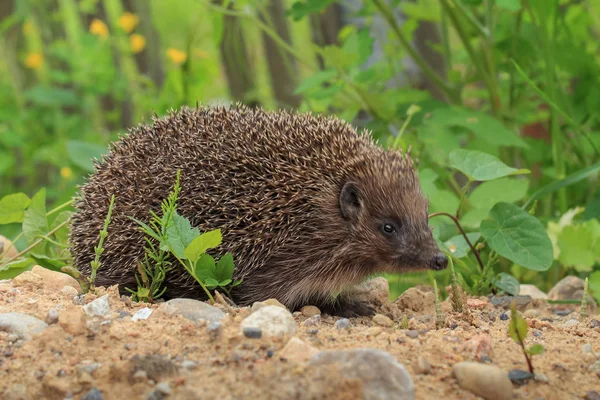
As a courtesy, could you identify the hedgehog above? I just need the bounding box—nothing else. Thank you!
[69,104,447,316]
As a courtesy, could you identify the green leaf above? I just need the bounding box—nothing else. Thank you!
[215,253,235,282]
[22,189,49,254]
[194,253,217,283]
[66,140,107,172]
[508,302,528,343]
[30,254,66,271]
[493,272,520,296]
[481,202,554,271]
[166,212,200,259]
[0,258,35,280]
[557,219,600,272]
[205,277,219,288]
[294,69,337,94]
[527,344,545,355]
[0,193,31,224]
[589,271,600,303]
[469,178,529,210]
[497,0,522,11]
[444,232,481,258]
[449,149,530,181]
[231,279,243,287]
[287,0,336,21]
[219,279,232,286]
[50,211,73,244]
[184,229,222,263]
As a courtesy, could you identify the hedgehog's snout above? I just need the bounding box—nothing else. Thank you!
[429,252,448,271]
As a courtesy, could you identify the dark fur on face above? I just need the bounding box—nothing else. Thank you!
[69,104,447,317]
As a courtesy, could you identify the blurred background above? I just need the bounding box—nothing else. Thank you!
[1,0,599,297]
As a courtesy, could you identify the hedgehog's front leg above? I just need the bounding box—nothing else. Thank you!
[317,295,376,318]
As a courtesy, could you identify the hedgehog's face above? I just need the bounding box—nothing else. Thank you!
[339,177,447,274]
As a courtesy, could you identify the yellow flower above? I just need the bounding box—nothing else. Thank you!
[193,49,209,59]
[24,52,43,70]
[90,19,109,39]
[22,20,34,36]
[60,167,73,179]
[118,12,139,33]
[166,48,187,65]
[129,34,146,53]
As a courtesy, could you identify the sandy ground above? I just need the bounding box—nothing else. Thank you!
[0,274,599,400]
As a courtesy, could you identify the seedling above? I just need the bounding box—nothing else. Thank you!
[580,277,589,322]
[88,194,115,292]
[449,256,464,313]
[433,278,444,329]
[508,301,544,374]
[401,315,409,330]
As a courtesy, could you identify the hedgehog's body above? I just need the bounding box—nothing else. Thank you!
[70,105,446,315]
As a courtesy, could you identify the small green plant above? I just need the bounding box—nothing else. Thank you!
[508,301,544,374]
[448,256,464,313]
[88,194,115,292]
[400,315,409,330]
[433,278,444,329]
[129,170,241,304]
[580,277,589,322]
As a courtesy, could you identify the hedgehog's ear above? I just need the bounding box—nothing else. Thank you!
[340,182,361,221]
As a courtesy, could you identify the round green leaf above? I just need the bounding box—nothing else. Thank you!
[449,149,530,181]
[0,193,31,225]
[493,272,520,296]
[481,202,553,271]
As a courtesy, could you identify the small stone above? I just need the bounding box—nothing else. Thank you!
[302,315,321,326]
[365,327,383,337]
[553,308,573,316]
[394,287,435,313]
[61,285,80,297]
[300,305,321,317]
[31,265,81,293]
[251,298,286,312]
[346,277,390,307]
[532,329,543,337]
[83,295,111,317]
[335,318,351,330]
[453,362,513,400]
[309,349,414,400]
[548,276,597,312]
[523,309,541,319]
[130,354,178,382]
[585,391,600,400]
[279,337,319,363]
[240,306,296,338]
[76,362,102,376]
[181,360,197,370]
[159,298,225,323]
[373,314,393,327]
[467,298,488,310]
[590,319,600,328]
[11,271,43,288]
[519,284,548,300]
[490,295,532,310]
[405,330,418,339]
[563,319,579,328]
[508,369,534,385]
[46,309,60,325]
[133,370,148,382]
[582,343,593,353]
[58,305,87,336]
[466,335,493,361]
[132,307,152,321]
[412,356,431,375]
[243,327,262,339]
[81,387,103,400]
[155,383,171,395]
[0,312,48,340]
[499,313,509,321]
[534,373,549,383]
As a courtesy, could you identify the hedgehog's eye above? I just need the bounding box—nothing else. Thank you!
[382,223,396,235]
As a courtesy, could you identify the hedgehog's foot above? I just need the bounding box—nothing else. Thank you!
[319,297,376,318]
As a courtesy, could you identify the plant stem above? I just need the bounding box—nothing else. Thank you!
[428,212,484,271]
[3,219,71,265]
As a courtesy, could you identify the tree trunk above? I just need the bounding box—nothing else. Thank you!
[310,3,344,69]
[412,20,446,101]
[259,0,300,108]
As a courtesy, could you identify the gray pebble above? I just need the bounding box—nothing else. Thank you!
[155,383,171,395]
[499,313,509,321]
[563,319,579,328]
[83,295,111,317]
[532,329,543,337]
[243,327,262,339]
[302,315,321,326]
[181,360,197,370]
[0,313,48,340]
[159,298,225,323]
[405,330,419,339]
[509,369,534,385]
[585,391,600,400]
[334,318,351,330]
[46,309,60,325]
[81,388,103,400]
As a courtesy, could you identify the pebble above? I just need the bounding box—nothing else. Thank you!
[412,356,431,375]
[373,314,393,327]
[251,298,286,312]
[508,369,534,385]
[146,383,171,400]
[467,298,488,310]
[181,360,197,370]
[523,309,541,318]
[532,329,543,337]
[61,285,80,297]
[159,298,225,323]
[394,287,435,312]
[590,319,600,328]
[519,284,548,300]
[0,312,48,340]
[585,391,600,400]
[365,327,383,337]
[302,315,321,326]
[58,305,87,336]
[155,383,171,395]
[133,370,149,382]
[582,343,593,353]
[83,295,111,317]
[11,271,43,288]
[81,387,103,400]
[563,319,579,328]
[240,306,296,338]
[534,373,549,383]
[243,327,262,339]
[132,307,152,321]
[279,337,319,363]
[31,265,81,292]
[499,313,509,321]
[453,362,512,400]
[309,349,414,400]
[301,305,321,317]
[405,330,419,339]
[548,276,597,312]
[490,295,532,310]
[553,309,572,316]
[76,362,102,376]
[335,318,351,330]
[46,308,60,325]
[207,321,221,338]
[346,277,390,306]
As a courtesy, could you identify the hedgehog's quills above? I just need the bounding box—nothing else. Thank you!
[69,104,447,316]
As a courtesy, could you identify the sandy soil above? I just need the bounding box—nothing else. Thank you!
[0,275,599,400]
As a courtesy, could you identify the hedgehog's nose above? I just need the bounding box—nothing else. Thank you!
[430,252,448,271]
